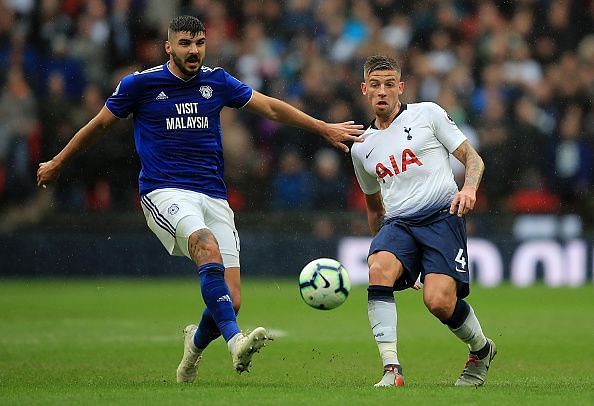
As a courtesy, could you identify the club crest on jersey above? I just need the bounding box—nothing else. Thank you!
[199,85,213,99]
[167,204,179,215]
[404,127,412,140]
[375,149,423,182]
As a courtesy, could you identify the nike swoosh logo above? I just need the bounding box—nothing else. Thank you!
[456,268,466,273]
[317,272,331,288]
[371,322,381,330]
[365,147,375,159]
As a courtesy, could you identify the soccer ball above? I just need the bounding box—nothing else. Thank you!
[298,258,351,310]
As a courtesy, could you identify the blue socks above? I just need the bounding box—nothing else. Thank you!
[194,307,241,349]
[194,263,240,348]
[193,308,220,350]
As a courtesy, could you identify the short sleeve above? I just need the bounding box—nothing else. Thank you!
[428,103,467,153]
[223,70,253,109]
[105,73,140,118]
[351,146,380,195]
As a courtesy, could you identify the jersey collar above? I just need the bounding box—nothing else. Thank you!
[165,61,198,82]
[369,103,407,129]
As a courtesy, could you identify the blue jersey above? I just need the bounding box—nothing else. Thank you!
[105,63,253,199]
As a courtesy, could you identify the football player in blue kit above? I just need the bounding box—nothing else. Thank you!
[351,55,496,387]
[37,15,364,383]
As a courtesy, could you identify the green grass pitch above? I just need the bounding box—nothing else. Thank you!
[1,279,593,405]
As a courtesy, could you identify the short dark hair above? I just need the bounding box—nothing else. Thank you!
[363,55,401,79]
[168,15,206,39]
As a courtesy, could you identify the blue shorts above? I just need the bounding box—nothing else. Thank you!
[369,212,470,298]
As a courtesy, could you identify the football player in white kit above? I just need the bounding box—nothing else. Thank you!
[351,55,497,387]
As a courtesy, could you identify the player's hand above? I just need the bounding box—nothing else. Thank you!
[449,186,476,217]
[322,121,365,153]
[37,159,63,189]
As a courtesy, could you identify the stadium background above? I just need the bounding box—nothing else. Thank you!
[1,1,594,404]
[0,0,593,282]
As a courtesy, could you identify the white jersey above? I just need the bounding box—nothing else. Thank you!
[351,102,466,222]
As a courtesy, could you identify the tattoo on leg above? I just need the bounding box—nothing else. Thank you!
[189,229,220,264]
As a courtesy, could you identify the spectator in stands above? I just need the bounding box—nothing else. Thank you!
[0,0,591,229]
[0,68,37,204]
[477,122,511,212]
[551,105,593,215]
[510,96,548,189]
[272,149,312,210]
[311,148,348,210]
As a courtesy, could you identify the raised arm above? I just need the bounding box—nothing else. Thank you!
[449,140,485,216]
[365,192,385,236]
[243,90,364,152]
[37,106,119,188]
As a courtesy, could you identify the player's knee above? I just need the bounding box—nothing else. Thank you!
[368,252,401,285]
[424,293,455,321]
[368,261,386,281]
[188,229,223,265]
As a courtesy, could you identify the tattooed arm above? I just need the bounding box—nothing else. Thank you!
[365,192,385,236]
[450,140,485,217]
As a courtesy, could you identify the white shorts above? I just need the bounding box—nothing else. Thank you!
[140,188,240,268]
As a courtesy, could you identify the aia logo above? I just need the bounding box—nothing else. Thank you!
[404,127,412,140]
[375,149,423,182]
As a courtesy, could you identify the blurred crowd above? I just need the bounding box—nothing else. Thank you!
[1,0,593,228]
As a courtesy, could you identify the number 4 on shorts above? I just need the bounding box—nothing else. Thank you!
[455,248,466,272]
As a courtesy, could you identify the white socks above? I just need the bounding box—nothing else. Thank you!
[368,299,399,366]
[227,332,242,353]
[449,304,487,352]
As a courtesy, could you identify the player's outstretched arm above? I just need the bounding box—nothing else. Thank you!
[244,91,364,152]
[37,106,119,188]
[450,140,485,217]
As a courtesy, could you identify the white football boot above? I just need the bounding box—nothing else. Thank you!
[374,364,405,387]
[455,338,497,387]
[176,324,202,383]
[231,327,270,373]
